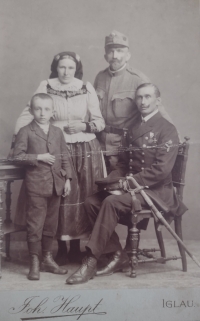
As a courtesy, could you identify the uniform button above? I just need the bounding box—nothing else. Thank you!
[143,144,146,148]
[130,152,132,155]
[145,137,148,140]
[129,166,132,169]
[130,136,132,139]
[142,152,145,155]
[130,159,132,162]
[141,167,144,170]
[129,144,132,147]
[141,160,144,163]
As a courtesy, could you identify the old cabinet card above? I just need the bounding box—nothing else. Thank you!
[0,0,200,320]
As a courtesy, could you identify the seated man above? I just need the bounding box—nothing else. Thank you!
[66,83,187,285]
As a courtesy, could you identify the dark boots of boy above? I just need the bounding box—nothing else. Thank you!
[41,235,68,274]
[27,241,40,281]
[55,239,84,266]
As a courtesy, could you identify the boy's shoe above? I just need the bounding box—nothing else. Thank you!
[41,252,68,274]
[28,255,40,280]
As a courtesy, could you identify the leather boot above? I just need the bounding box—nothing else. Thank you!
[41,252,68,274]
[66,256,97,285]
[28,255,40,281]
[96,250,129,276]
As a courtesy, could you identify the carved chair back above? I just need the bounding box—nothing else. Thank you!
[172,137,190,201]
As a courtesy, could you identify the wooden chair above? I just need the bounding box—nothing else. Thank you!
[123,136,190,278]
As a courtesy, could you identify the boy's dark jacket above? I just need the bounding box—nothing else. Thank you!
[13,121,72,196]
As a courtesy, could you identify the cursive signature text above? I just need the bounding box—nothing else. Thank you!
[8,295,106,320]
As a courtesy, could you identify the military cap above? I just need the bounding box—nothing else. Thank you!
[95,170,125,191]
[105,30,129,48]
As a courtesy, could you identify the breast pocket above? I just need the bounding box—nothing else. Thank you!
[112,91,135,118]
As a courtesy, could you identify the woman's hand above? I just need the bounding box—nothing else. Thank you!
[64,121,86,134]
[37,153,55,165]
[62,179,71,197]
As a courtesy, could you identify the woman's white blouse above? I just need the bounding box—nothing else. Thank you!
[14,78,105,143]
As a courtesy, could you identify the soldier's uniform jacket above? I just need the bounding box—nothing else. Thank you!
[13,121,72,196]
[94,64,149,153]
[94,65,173,155]
[128,112,187,216]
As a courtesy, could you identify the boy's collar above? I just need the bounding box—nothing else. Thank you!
[34,120,50,128]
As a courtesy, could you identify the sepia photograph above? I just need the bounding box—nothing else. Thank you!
[0,0,200,320]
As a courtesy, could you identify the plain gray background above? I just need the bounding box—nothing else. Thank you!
[0,0,199,240]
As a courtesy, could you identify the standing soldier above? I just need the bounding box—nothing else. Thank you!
[94,30,172,173]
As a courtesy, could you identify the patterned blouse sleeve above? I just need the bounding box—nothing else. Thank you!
[85,82,105,133]
[14,80,48,135]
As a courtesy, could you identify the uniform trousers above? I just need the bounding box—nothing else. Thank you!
[84,191,148,259]
[26,193,61,243]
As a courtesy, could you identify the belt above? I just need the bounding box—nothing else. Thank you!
[104,125,128,135]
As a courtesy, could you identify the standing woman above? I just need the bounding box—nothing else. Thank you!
[13,52,105,264]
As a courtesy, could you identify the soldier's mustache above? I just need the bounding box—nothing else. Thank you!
[111,59,121,63]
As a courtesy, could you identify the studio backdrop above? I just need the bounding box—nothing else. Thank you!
[0,0,199,240]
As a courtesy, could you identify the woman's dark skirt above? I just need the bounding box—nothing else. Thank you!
[57,138,104,237]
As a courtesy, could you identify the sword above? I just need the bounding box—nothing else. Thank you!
[125,175,200,268]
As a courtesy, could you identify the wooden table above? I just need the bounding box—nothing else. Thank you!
[0,160,25,278]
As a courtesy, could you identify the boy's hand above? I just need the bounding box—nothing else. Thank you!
[62,179,71,197]
[37,153,55,165]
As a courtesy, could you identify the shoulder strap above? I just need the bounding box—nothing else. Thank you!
[126,66,150,81]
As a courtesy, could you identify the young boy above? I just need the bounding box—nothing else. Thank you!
[13,93,72,281]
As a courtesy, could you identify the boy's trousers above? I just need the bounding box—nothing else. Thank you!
[26,193,61,243]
